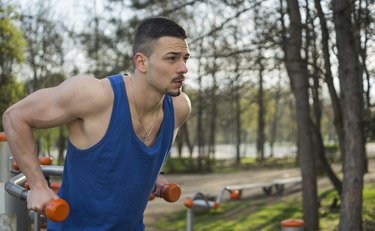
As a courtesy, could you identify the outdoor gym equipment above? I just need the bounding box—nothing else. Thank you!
[217,176,302,203]
[184,192,219,231]
[281,219,304,230]
[183,176,302,231]
[216,182,274,203]
[0,130,68,231]
[5,165,69,230]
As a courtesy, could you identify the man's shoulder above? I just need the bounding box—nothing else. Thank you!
[64,75,112,94]
[59,75,114,111]
[172,92,191,127]
[172,92,191,109]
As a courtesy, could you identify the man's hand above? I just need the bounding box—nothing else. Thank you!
[153,174,169,197]
[27,186,59,214]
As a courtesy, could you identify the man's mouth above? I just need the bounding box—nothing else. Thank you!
[172,77,185,87]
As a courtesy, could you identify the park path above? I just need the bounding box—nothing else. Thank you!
[143,166,302,226]
[143,160,375,228]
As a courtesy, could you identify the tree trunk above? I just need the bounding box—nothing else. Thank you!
[234,81,241,165]
[332,0,365,230]
[256,47,265,161]
[282,0,319,229]
[314,0,346,167]
[309,3,343,194]
[182,123,194,158]
[196,57,205,171]
[208,71,218,170]
[312,124,342,195]
[269,73,283,158]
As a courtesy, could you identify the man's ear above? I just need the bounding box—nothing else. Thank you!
[133,53,148,73]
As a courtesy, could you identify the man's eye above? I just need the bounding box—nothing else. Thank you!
[168,57,177,61]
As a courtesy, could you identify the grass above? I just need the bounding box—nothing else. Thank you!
[152,183,375,231]
[163,156,300,174]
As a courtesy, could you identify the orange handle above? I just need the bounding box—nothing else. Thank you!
[229,190,240,200]
[0,132,7,142]
[45,198,70,222]
[161,183,181,202]
[149,193,155,201]
[12,161,20,171]
[39,157,53,165]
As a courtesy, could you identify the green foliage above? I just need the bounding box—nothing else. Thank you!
[318,184,375,230]
[155,197,302,231]
[163,157,214,174]
[0,4,27,130]
[0,4,27,84]
[362,185,375,225]
[324,144,340,163]
[34,127,61,156]
[0,5,27,64]
[163,156,299,174]
[0,78,25,130]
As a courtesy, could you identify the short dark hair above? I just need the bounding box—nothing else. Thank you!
[133,17,187,57]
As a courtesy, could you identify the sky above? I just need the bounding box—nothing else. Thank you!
[12,0,201,87]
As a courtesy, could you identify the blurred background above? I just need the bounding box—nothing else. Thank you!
[3,0,374,169]
[1,0,375,230]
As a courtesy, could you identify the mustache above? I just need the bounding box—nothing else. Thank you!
[171,75,185,82]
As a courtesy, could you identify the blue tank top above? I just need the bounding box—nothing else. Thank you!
[47,74,175,231]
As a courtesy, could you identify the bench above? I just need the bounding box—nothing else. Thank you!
[272,176,302,194]
[217,182,274,203]
[218,176,302,202]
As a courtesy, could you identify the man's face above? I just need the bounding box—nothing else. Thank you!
[146,36,190,96]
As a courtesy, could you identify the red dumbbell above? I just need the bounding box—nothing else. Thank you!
[24,186,69,222]
[161,183,181,202]
[45,198,70,222]
[149,183,181,202]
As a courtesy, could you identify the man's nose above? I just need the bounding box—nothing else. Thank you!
[177,60,188,74]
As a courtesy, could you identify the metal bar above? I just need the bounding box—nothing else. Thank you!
[40,165,64,176]
[216,187,227,204]
[5,173,28,200]
[5,166,63,200]
[272,177,302,185]
[186,208,193,231]
[225,182,273,191]
[190,199,217,208]
[33,212,40,231]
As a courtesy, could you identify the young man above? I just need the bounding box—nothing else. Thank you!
[2,17,191,230]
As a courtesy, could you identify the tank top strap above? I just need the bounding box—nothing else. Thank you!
[108,74,125,103]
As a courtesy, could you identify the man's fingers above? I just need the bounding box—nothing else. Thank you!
[153,185,163,197]
[28,205,46,214]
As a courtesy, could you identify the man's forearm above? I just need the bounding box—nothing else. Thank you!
[3,111,49,190]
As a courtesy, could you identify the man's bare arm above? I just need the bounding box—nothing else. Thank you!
[172,91,191,140]
[2,76,109,212]
[155,92,191,193]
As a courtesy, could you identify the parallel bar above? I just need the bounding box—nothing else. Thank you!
[5,166,64,201]
[5,173,28,200]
